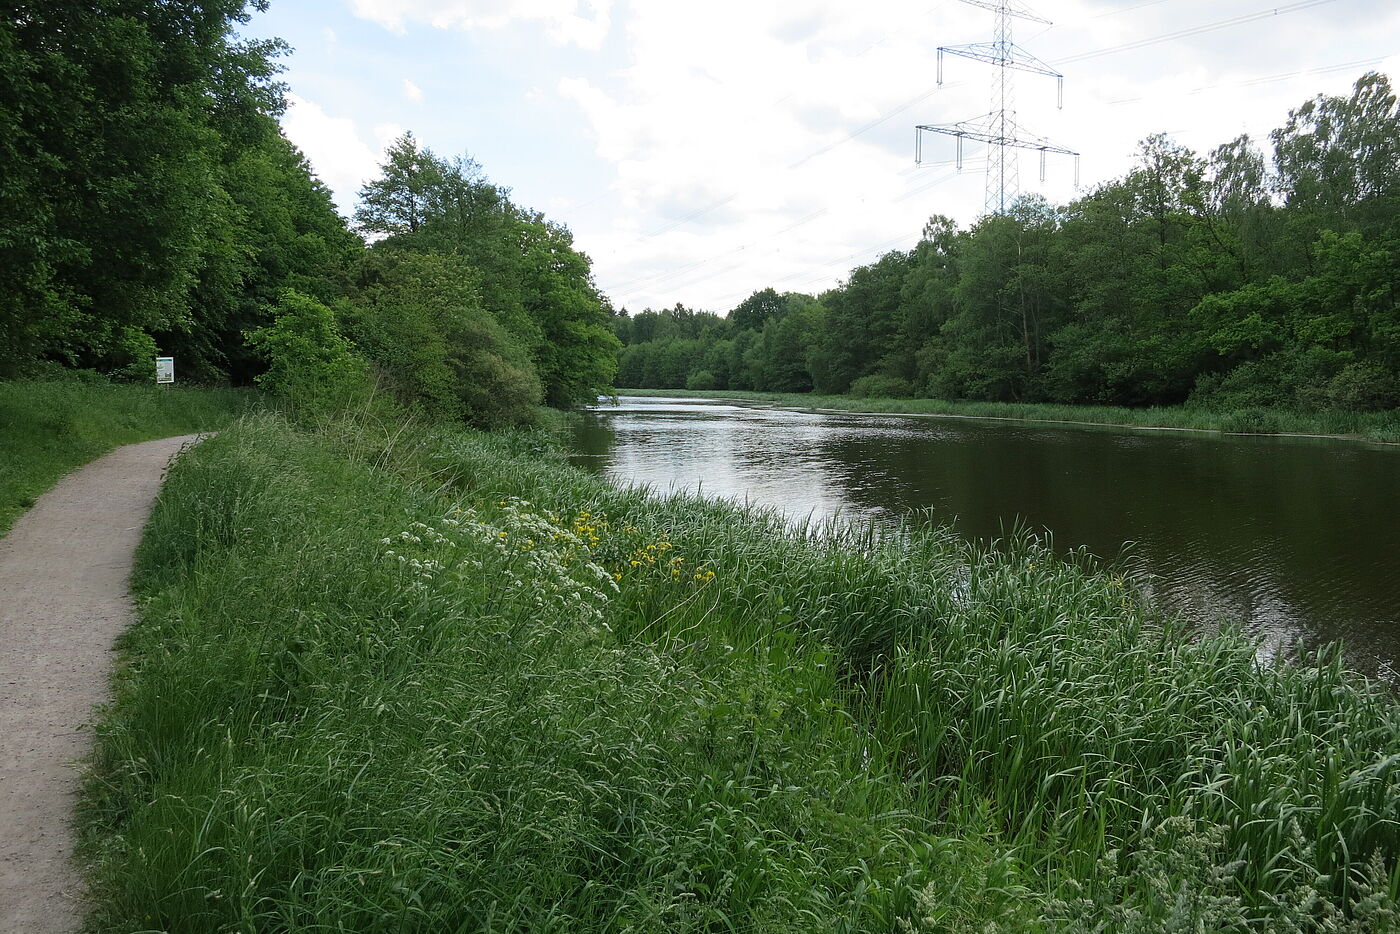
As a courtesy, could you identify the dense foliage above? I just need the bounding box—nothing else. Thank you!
[1,3,617,425]
[616,72,1400,414]
[351,133,619,411]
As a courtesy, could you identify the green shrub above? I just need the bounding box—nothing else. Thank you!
[685,369,718,391]
[849,373,916,398]
[1324,362,1399,412]
[1220,407,1283,434]
[109,328,160,384]
[343,252,542,429]
[246,289,371,408]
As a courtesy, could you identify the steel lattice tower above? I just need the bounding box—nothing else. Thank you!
[916,0,1079,215]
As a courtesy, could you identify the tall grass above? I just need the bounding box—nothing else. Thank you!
[0,377,253,534]
[83,411,1400,932]
[612,388,1400,444]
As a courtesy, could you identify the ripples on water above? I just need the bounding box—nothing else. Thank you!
[571,396,1400,684]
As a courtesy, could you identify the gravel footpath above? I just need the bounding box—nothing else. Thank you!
[0,435,204,933]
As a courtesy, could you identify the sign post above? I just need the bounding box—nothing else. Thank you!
[155,356,175,384]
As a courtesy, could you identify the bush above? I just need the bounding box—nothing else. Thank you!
[849,373,916,398]
[109,327,160,384]
[344,252,542,429]
[1220,407,1283,434]
[685,369,718,391]
[246,289,371,408]
[1191,348,1399,414]
[1323,362,1399,412]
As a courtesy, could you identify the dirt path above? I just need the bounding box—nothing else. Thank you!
[0,434,204,933]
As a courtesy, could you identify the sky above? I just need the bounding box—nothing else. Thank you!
[241,0,1400,315]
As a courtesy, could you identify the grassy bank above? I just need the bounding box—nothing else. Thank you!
[612,388,1400,443]
[0,378,254,535]
[83,411,1400,931]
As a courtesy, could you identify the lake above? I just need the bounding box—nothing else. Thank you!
[570,396,1400,683]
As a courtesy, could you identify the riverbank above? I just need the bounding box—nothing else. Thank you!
[611,388,1400,443]
[0,378,252,535]
[82,410,1400,931]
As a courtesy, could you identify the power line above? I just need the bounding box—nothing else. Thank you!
[917,0,1077,213]
[628,0,1348,252]
[605,0,1359,311]
[608,163,966,304]
[1102,55,1388,106]
[1054,0,1343,66]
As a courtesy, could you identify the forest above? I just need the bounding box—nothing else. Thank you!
[0,0,619,425]
[615,72,1400,414]
[6,3,1395,422]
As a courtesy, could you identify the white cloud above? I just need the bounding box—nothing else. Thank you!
[350,0,613,49]
[557,0,1007,311]
[280,93,383,213]
[550,0,1397,313]
[373,122,408,149]
[282,0,1396,314]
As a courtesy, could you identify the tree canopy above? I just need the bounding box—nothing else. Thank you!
[3,5,619,427]
[614,72,1400,414]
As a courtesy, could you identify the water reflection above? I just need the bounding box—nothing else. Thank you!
[571,396,1400,682]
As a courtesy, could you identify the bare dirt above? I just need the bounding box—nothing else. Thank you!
[0,435,204,933]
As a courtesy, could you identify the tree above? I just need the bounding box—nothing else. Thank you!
[729,288,784,332]
[0,0,350,384]
[1273,72,1400,240]
[353,135,619,408]
[344,252,542,427]
[354,133,445,238]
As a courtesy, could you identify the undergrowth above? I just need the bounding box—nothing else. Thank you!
[82,410,1400,932]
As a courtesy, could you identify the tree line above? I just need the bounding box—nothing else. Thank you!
[616,72,1400,413]
[1,1,618,427]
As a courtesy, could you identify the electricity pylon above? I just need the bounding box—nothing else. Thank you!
[916,0,1079,215]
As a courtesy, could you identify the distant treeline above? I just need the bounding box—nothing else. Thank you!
[616,72,1400,413]
[1,2,618,426]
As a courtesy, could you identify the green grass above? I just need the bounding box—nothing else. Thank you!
[612,388,1400,444]
[82,410,1400,932]
[0,378,254,535]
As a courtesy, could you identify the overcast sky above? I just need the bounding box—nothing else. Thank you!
[242,0,1400,314]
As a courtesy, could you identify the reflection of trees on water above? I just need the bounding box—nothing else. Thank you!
[575,402,1400,682]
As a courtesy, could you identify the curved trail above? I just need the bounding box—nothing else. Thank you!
[0,435,204,933]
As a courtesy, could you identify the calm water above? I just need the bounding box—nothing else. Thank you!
[570,396,1400,682]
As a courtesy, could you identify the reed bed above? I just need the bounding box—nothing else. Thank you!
[611,389,1400,444]
[83,411,1400,932]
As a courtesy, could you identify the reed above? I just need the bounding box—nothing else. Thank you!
[82,411,1400,932]
[611,388,1400,444]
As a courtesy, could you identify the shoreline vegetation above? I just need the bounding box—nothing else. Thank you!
[82,409,1400,931]
[609,388,1400,444]
[0,378,252,536]
[5,6,1398,928]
